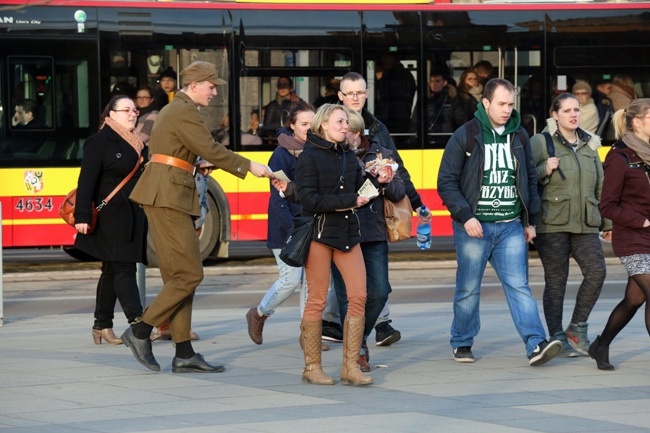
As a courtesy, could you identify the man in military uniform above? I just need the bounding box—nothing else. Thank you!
[123,61,272,373]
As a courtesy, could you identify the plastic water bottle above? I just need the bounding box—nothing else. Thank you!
[416,205,431,250]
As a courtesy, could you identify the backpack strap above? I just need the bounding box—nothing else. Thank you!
[542,132,565,180]
[464,118,479,157]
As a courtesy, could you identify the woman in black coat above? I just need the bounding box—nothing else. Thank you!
[74,95,147,345]
[295,104,372,386]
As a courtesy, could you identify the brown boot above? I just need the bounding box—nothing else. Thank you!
[246,308,268,345]
[300,320,334,385]
[299,335,329,352]
[340,316,373,386]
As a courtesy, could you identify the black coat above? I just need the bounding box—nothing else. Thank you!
[74,126,147,263]
[296,131,364,252]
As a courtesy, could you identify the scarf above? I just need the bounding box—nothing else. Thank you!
[103,117,144,156]
[352,136,371,158]
[277,132,304,157]
[623,131,650,166]
[469,85,483,102]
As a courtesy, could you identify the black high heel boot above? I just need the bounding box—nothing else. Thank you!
[588,336,615,371]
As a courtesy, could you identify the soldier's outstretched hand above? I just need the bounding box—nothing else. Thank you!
[250,161,274,178]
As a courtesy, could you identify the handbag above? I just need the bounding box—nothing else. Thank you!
[59,189,99,233]
[279,215,316,267]
[384,195,413,243]
[279,151,347,267]
[59,156,143,233]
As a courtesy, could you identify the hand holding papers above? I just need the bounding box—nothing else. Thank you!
[273,170,291,182]
[358,178,379,200]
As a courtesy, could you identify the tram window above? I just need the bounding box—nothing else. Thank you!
[8,57,53,130]
[1,56,90,161]
[242,47,352,70]
[554,46,650,68]
[0,63,4,142]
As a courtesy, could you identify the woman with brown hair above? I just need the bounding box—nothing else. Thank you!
[531,92,608,358]
[246,100,316,345]
[454,69,482,127]
[74,95,147,345]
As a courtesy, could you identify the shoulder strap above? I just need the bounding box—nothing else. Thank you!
[464,118,479,157]
[96,155,144,210]
[541,131,566,180]
[542,132,555,157]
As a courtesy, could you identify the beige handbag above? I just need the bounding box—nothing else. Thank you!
[384,195,413,243]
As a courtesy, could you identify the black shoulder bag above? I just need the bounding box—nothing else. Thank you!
[280,150,347,267]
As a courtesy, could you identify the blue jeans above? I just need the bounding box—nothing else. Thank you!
[258,249,306,316]
[451,220,547,356]
[331,241,392,337]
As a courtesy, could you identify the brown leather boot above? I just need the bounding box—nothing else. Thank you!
[300,320,334,385]
[246,307,268,345]
[340,316,373,386]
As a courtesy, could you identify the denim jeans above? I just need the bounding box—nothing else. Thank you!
[331,241,392,337]
[451,220,547,356]
[258,249,306,316]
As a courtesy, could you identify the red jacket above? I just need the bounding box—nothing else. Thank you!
[600,140,650,257]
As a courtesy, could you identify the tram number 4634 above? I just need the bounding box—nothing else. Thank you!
[15,197,55,213]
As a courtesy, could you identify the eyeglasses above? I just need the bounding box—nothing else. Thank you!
[113,108,139,116]
[277,82,291,89]
[136,96,152,100]
[340,90,366,99]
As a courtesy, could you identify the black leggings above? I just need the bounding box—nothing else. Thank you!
[599,274,650,345]
[535,232,606,335]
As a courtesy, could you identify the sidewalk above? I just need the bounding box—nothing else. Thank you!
[2,292,650,432]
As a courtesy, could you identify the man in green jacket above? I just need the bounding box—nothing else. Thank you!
[123,61,272,373]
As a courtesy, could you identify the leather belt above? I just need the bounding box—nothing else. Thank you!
[149,154,196,175]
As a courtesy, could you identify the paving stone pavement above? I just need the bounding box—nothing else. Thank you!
[1,287,650,433]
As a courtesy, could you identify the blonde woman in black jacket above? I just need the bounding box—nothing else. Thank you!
[295,104,371,386]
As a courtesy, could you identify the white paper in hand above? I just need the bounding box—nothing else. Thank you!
[357,178,379,200]
[273,170,292,182]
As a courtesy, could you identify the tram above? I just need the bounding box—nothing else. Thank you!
[1,0,648,261]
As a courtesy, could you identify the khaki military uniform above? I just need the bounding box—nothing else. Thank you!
[130,91,249,343]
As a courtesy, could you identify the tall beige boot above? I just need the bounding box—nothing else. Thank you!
[340,316,373,386]
[300,320,334,385]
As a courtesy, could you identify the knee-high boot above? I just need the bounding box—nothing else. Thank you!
[300,320,334,385]
[340,316,373,386]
